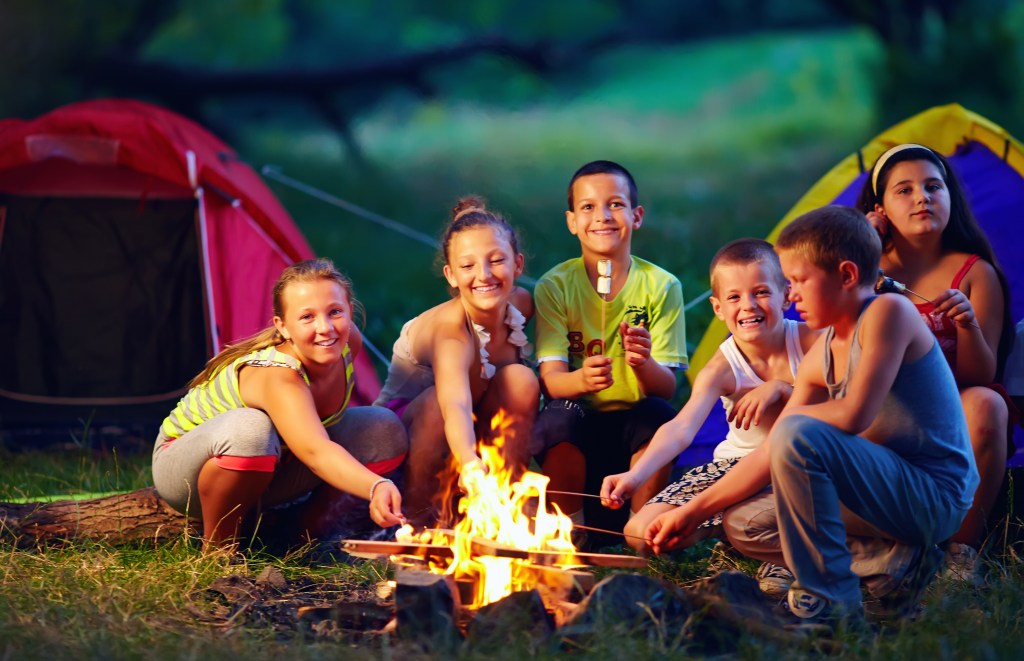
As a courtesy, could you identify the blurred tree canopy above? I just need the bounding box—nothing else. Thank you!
[7,0,1019,141]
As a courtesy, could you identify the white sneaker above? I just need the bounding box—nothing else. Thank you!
[943,543,981,585]
[756,562,795,598]
[780,587,869,633]
[786,587,828,619]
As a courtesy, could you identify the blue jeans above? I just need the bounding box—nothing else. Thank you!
[724,415,967,609]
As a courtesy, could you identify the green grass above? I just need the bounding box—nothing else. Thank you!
[0,542,393,660]
[2,446,1024,658]
[0,447,150,502]
[1,512,1023,659]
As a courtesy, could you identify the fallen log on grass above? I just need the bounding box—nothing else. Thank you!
[0,487,195,545]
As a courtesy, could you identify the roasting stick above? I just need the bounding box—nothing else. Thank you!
[548,489,626,509]
[546,489,605,500]
[597,259,612,355]
[571,523,648,544]
[878,271,982,329]
[542,489,649,543]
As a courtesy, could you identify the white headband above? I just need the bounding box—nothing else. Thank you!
[871,143,946,195]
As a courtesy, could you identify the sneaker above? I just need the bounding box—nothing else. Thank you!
[756,562,795,599]
[943,542,982,585]
[778,587,868,635]
[863,544,943,621]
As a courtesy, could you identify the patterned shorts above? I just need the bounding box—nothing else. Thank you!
[645,457,741,529]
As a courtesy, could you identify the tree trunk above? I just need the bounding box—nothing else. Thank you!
[0,487,196,546]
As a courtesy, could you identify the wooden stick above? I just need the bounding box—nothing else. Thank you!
[597,259,612,356]
[545,489,605,500]
[572,523,649,544]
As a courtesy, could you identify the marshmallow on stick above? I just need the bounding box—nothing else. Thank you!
[597,259,612,296]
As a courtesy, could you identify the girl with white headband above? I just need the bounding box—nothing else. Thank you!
[856,143,1016,579]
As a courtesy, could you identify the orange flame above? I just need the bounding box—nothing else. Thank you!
[396,409,577,608]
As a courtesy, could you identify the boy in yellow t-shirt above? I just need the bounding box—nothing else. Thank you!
[533,160,688,539]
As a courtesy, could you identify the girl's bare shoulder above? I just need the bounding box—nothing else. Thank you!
[510,286,534,320]
[409,298,471,356]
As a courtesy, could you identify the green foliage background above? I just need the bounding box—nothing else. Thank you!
[5,0,1024,388]
[247,30,880,365]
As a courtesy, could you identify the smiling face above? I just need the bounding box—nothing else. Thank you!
[876,159,951,240]
[273,278,352,368]
[566,173,643,260]
[443,224,523,313]
[710,261,789,341]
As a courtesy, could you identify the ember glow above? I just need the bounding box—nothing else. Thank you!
[396,410,577,608]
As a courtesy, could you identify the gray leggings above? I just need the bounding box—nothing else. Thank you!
[152,406,407,518]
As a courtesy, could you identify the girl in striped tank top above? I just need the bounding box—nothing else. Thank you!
[152,259,408,549]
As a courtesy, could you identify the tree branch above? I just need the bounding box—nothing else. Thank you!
[90,35,559,102]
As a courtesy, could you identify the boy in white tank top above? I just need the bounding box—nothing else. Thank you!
[601,238,819,553]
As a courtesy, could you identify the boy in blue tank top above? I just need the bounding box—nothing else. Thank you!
[646,206,977,628]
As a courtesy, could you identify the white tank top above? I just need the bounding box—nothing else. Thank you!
[714,319,804,460]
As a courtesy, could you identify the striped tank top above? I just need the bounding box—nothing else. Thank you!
[160,344,355,439]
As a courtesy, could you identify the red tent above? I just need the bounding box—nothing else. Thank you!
[0,99,380,434]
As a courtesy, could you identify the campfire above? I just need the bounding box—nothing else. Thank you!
[343,410,644,620]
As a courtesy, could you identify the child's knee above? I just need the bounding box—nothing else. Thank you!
[961,387,1008,441]
[722,494,778,556]
[332,406,409,467]
[495,363,539,396]
[532,399,584,457]
[623,513,651,552]
[625,503,673,551]
[498,370,540,421]
[216,408,280,457]
[768,414,823,465]
[539,443,585,490]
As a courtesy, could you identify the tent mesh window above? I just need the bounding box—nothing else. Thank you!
[0,195,207,400]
